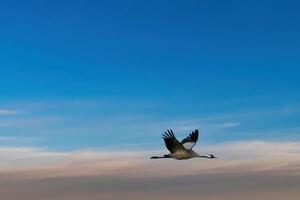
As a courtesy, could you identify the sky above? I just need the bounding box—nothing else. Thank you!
[0,0,300,162]
[1,0,300,199]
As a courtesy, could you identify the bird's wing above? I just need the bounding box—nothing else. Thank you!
[181,129,199,150]
[162,129,185,153]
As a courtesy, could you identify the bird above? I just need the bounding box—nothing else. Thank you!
[151,129,217,160]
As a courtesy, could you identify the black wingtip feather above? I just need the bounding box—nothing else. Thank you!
[162,129,176,139]
[181,129,199,144]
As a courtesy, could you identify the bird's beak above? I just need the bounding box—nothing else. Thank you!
[210,154,217,159]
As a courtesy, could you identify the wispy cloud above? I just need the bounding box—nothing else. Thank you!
[0,109,19,115]
[1,141,300,200]
[0,136,40,147]
[0,116,65,127]
[164,120,241,136]
[0,99,299,151]
[0,140,300,200]
[217,122,240,128]
[1,140,300,176]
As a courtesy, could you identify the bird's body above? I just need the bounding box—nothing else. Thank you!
[151,129,216,160]
[170,149,198,160]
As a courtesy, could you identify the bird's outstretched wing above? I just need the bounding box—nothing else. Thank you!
[181,129,199,150]
[162,129,185,153]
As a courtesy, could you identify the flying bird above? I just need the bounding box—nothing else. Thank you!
[151,129,217,160]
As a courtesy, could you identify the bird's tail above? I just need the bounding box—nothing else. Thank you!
[150,155,171,159]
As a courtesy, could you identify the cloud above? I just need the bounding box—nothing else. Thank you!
[1,141,300,178]
[1,142,300,200]
[0,109,19,115]
[0,136,38,142]
[0,116,65,127]
[217,122,240,128]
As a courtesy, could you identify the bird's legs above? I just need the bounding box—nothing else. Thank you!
[150,155,171,159]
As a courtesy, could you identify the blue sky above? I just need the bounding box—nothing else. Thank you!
[0,0,299,151]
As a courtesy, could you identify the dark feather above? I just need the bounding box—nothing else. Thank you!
[181,130,199,150]
[162,129,185,153]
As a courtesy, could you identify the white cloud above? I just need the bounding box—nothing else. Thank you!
[0,116,65,127]
[1,140,300,179]
[0,109,19,115]
[201,140,300,160]
[217,122,240,128]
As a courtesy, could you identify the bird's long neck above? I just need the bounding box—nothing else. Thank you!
[198,154,216,159]
[200,155,211,158]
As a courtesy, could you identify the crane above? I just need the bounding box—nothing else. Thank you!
[151,129,217,160]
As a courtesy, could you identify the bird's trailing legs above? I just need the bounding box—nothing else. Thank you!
[150,155,171,159]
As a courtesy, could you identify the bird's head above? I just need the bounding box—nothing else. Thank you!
[208,154,217,159]
[197,153,218,159]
